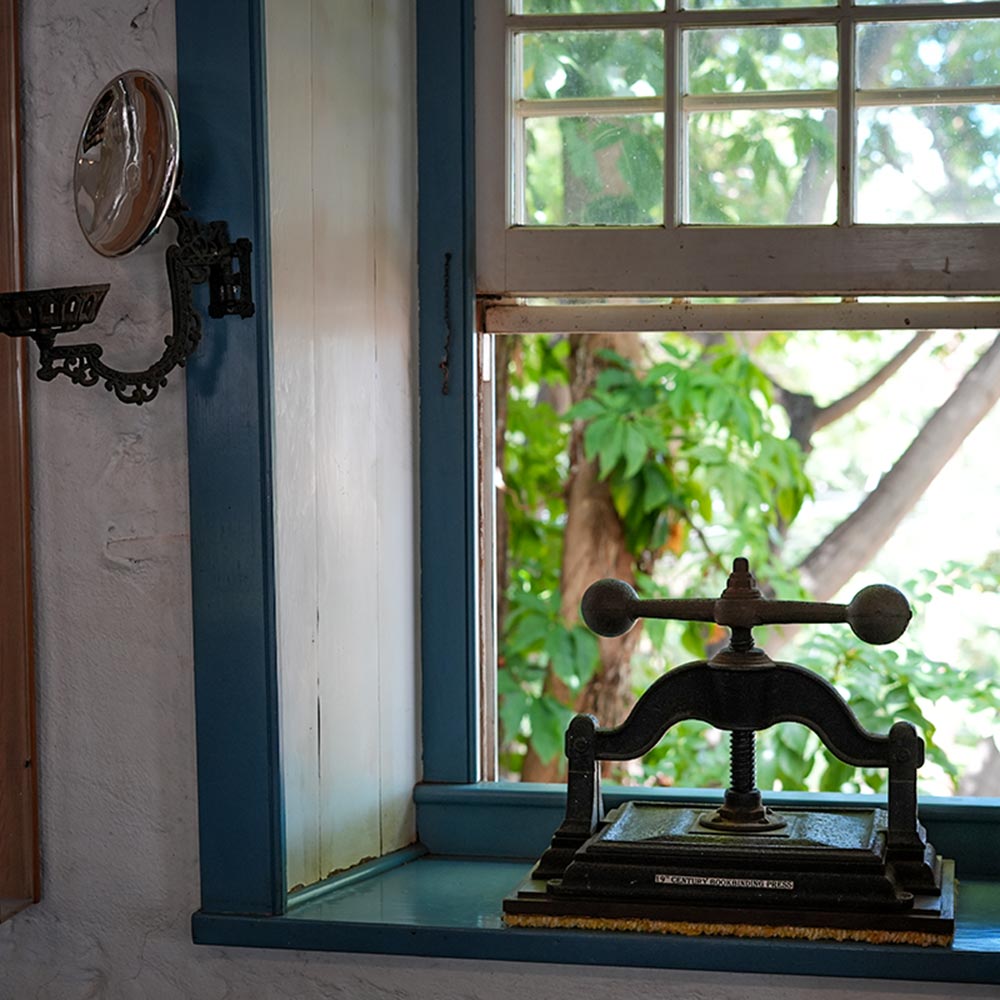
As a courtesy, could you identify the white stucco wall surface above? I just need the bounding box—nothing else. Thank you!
[0,2,994,998]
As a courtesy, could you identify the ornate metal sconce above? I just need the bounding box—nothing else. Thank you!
[0,70,254,405]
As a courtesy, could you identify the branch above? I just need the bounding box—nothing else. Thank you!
[814,330,933,432]
[682,512,728,578]
[799,332,1000,601]
[762,330,933,451]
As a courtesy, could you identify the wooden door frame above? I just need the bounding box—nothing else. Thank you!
[0,0,39,920]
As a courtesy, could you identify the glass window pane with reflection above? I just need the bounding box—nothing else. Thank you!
[523,115,665,225]
[856,0,993,8]
[686,26,838,95]
[856,104,1000,223]
[857,20,1000,90]
[519,30,664,101]
[685,108,836,224]
[683,0,834,10]
[518,0,664,12]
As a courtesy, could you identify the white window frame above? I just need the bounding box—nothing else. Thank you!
[476,0,1000,299]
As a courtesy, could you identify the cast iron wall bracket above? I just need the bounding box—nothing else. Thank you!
[0,195,254,405]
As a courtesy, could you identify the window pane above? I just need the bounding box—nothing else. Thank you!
[523,115,664,224]
[857,20,1000,90]
[684,0,833,10]
[686,26,838,94]
[686,109,836,224]
[857,104,1000,223]
[857,0,993,7]
[520,31,664,101]
[519,0,664,11]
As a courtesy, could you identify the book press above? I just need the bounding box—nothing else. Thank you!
[504,558,955,947]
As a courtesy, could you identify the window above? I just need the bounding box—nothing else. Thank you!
[185,0,1000,981]
[476,0,1000,790]
[475,0,1000,297]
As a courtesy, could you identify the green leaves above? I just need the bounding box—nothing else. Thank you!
[527,698,576,765]
[500,333,1000,795]
[499,333,815,776]
[569,340,809,562]
[498,583,603,768]
[789,564,1000,794]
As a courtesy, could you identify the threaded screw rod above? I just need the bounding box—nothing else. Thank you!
[730,729,756,795]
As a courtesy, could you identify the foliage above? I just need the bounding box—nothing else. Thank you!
[571,343,810,565]
[498,335,811,768]
[768,561,1000,794]
[498,331,1000,790]
[499,337,592,772]
[635,558,1000,796]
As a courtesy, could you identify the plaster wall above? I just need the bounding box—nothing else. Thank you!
[0,2,991,998]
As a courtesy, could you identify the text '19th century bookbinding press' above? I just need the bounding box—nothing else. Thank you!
[503,559,956,946]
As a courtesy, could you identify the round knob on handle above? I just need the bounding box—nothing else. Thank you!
[580,567,914,646]
[846,584,912,645]
[580,578,640,637]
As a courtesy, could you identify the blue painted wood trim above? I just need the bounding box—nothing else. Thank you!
[191,913,1000,983]
[414,782,1000,876]
[286,845,429,910]
[176,0,285,916]
[191,867,1000,983]
[417,0,480,783]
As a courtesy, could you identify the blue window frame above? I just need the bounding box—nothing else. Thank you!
[177,0,283,917]
[182,0,1000,982]
[416,0,480,787]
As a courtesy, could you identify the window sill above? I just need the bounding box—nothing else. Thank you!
[191,851,1000,983]
[192,784,1000,983]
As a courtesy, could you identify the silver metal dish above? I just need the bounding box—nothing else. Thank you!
[74,70,179,257]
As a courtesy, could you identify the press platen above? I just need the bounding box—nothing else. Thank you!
[502,559,955,946]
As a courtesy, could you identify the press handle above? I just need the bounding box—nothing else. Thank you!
[581,578,911,646]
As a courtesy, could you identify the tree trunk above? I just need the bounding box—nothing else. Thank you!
[799,332,1000,601]
[521,333,646,782]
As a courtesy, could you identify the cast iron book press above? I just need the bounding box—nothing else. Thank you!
[503,559,955,946]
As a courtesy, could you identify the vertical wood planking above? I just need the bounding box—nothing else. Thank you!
[266,1,321,892]
[269,0,418,888]
[312,0,382,877]
[373,0,419,853]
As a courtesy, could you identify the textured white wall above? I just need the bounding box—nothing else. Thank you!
[0,2,991,998]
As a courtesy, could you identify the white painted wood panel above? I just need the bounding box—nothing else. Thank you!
[266,0,320,893]
[267,0,418,890]
[311,0,383,878]
[373,0,418,854]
